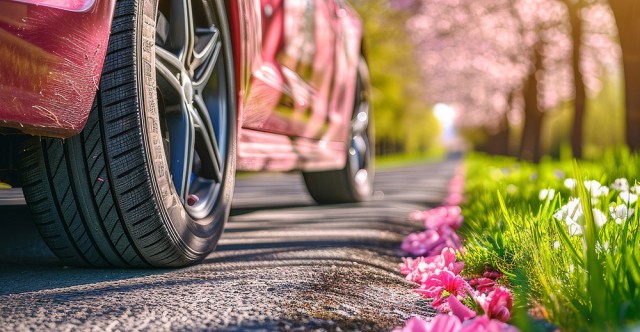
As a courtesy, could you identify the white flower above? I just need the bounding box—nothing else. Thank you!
[554,198,584,236]
[553,241,561,249]
[553,198,607,234]
[612,178,630,191]
[567,220,583,235]
[564,178,577,191]
[620,191,638,205]
[610,204,634,224]
[553,198,582,222]
[592,208,607,228]
[583,180,601,191]
[584,180,609,198]
[506,184,517,195]
[631,183,640,194]
[539,188,555,201]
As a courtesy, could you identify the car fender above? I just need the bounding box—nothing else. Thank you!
[0,0,116,137]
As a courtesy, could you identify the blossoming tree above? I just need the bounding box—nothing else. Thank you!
[387,0,619,160]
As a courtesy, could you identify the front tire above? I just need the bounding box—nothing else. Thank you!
[303,58,374,204]
[19,0,236,267]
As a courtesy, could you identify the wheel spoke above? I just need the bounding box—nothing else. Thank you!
[155,46,185,104]
[193,95,223,182]
[192,27,220,83]
[166,0,194,62]
[354,134,368,168]
[198,0,218,28]
[166,103,196,200]
[156,11,170,46]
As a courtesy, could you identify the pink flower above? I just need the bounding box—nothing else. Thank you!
[445,193,465,206]
[412,206,464,230]
[393,315,519,332]
[402,229,445,257]
[392,316,431,332]
[400,247,465,284]
[402,227,463,257]
[435,247,465,275]
[400,256,424,280]
[393,315,462,332]
[468,277,496,294]
[475,287,514,322]
[459,315,519,332]
[483,268,503,280]
[447,294,477,321]
[428,315,464,332]
[415,270,473,307]
[449,177,465,194]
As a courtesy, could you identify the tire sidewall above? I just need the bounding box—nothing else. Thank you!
[136,0,236,258]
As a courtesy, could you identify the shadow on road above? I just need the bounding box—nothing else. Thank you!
[0,160,458,296]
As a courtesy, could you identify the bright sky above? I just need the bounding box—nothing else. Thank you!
[433,103,456,128]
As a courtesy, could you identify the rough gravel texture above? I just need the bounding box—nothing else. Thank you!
[0,160,458,331]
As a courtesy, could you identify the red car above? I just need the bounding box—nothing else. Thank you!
[0,0,373,267]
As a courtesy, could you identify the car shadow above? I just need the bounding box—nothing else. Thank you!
[0,160,457,296]
[0,205,167,295]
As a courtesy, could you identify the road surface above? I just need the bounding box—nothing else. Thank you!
[0,159,458,331]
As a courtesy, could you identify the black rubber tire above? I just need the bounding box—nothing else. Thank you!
[19,0,236,267]
[303,58,374,204]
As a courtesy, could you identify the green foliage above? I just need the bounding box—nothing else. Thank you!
[375,148,446,169]
[542,74,625,158]
[461,152,640,331]
[351,1,441,156]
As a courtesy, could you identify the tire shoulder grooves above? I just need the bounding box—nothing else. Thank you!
[78,126,132,266]
[40,140,92,266]
[64,142,116,266]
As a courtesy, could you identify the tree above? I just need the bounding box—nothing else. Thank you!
[394,0,618,159]
[608,1,640,151]
[564,0,587,158]
[520,38,545,162]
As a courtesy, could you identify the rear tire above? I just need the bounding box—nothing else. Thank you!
[19,0,236,267]
[303,58,374,204]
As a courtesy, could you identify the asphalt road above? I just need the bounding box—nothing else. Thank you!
[0,159,458,331]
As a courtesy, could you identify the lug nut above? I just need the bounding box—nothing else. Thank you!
[187,194,199,206]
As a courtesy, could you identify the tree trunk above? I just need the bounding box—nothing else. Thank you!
[520,102,544,162]
[609,1,640,151]
[483,101,512,156]
[519,41,545,163]
[566,0,586,159]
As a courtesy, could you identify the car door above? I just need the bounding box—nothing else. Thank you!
[242,0,337,140]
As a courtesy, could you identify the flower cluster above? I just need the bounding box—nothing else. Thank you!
[393,314,519,332]
[553,178,638,236]
[445,171,465,206]
[402,170,466,258]
[410,205,464,229]
[401,225,463,257]
[395,167,519,332]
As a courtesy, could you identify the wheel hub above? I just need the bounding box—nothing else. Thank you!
[180,71,194,103]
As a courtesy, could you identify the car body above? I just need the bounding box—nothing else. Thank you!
[0,0,372,267]
[0,0,362,172]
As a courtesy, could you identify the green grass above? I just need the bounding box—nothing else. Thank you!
[461,151,640,331]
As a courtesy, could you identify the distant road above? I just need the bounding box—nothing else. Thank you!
[0,159,459,331]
